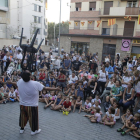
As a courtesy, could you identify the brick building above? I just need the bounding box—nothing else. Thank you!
[60,0,140,62]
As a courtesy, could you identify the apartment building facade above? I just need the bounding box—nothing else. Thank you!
[8,0,48,45]
[60,0,140,61]
[0,0,9,38]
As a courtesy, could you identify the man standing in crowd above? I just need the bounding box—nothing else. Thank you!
[105,62,114,79]
[72,57,82,74]
[8,71,61,135]
[89,59,98,73]
[54,56,60,69]
[63,56,71,74]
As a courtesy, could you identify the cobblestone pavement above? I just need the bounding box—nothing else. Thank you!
[0,102,136,140]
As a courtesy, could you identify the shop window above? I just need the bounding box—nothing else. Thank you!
[75,3,81,11]
[89,2,96,11]
[133,40,140,43]
[74,21,80,29]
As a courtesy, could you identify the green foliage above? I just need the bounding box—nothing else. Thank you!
[48,21,69,39]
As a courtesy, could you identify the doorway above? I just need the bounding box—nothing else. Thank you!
[102,44,116,61]
[104,1,113,15]
[123,21,135,37]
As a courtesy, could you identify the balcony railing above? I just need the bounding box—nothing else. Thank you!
[69,27,140,37]
[125,7,140,15]
[99,7,140,16]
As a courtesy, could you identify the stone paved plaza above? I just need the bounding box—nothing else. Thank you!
[0,102,136,140]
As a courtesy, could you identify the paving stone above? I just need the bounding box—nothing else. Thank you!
[0,102,136,140]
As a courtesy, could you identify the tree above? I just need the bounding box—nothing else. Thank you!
[30,22,38,42]
[48,21,69,40]
[7,26,18,39]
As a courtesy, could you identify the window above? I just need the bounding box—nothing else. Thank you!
[33,27,37,34]
[75,3,81,11]
[74,21,80,29]
[88,21,94,29]
[34,4,37,11]
[102,21,110,35]
[0,0,8,7]
[127,1,137,7]
[34,16,37,23]
[39,6,41,12]
[38,17,41,23]
[89,2,96,11]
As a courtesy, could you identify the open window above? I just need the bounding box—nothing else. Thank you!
[89,2,96,11]
[75,3,81,11]
[127,1,137,7]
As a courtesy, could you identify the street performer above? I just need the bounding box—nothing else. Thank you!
[7,70,61,135]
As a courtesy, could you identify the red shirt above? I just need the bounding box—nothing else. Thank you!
[63,101,71,108]
[58,74,65,82]
[39,73,45,80]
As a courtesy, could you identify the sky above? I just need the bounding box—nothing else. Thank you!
[47,0,70,23]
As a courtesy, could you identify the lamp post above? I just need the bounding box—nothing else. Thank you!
[58,0,61,56]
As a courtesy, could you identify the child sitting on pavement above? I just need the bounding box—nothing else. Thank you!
[82,97,92,113]
[101,106,116,127]
[117,112,140,136]
[73,96,82,114]
[84,107,101,123]
[62,97,71,114]
[121,108,133,124]
[91,94,101,105]
[0,88,6,104]
[8,86,16,102]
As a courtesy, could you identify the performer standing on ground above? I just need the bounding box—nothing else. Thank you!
[8,70,61,135]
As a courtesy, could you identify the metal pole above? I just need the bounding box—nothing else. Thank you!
[54,23,55,46]
[58,0,61,56]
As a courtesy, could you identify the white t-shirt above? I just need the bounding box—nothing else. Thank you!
[84,102,92,109]
[91,98,101,104]
[107,81,115,88]
[122,76,131,88]
[17,79,44,106]
[69,75,78,84]
[105,58,110,62]
[54,59,60,69]
[9,91,16,97]
[87,73,94,79]
[135,81,140,93]
[106,111,116,121]
[16,53,23,60]
[93,104,101,109]
[98,70,108,82]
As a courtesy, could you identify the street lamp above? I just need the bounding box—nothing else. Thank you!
[58,0,61,56]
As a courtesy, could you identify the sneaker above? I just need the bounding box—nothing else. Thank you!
[121,131,126,136]
[117,128,123,132]
[31,131,36,135]
[20,129,24,134]
[35,129,41,134]
[3,101,6,104]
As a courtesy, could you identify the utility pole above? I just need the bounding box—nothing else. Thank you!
[58,0,61,56]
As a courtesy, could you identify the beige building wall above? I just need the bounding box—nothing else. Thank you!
[69,21,74,29]
[60,36,71,53]
[110,7,125,15]
[80,21,87,30]
[82,2,89,11]
[120,1,127,7]
[90,38,103,62]
[70,3,75,12]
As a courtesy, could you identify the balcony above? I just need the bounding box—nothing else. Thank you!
[99,7,140,17]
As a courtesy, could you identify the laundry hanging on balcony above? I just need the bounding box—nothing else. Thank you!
[108,19,116,26]
[75,22,78,26]
[124,16,132,21]
[97,20,101,27]
[138,15,140,25]
[69,22,71,25]
[88,21,93,25]
[81,22,85,26]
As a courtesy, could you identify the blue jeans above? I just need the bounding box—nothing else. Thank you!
[119,94,134,110]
